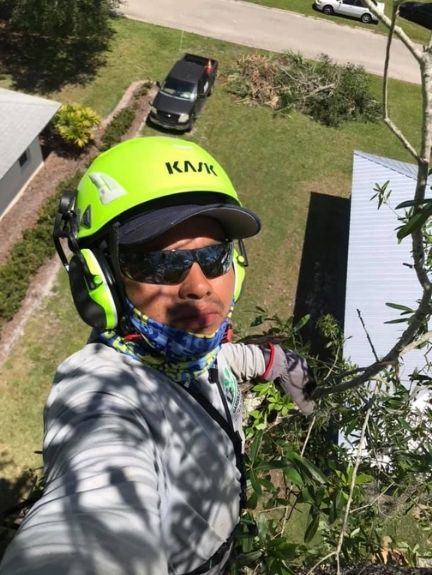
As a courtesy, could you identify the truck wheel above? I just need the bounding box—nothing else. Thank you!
[186,119,194,132]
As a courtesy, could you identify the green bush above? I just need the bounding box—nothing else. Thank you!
[53,103,101,149]
[227,52,381,127]
[100,106,135,151]
[0,173,82,324]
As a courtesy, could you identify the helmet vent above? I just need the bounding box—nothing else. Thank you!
[90,172,127,205]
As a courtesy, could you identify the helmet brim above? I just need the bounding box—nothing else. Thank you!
[118,202,261,245]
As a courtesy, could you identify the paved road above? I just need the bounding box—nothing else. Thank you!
[122,0,420,84]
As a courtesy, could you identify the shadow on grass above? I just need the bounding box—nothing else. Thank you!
[294,191,350,356]
[0,27,114,93]
[0,458,43,561]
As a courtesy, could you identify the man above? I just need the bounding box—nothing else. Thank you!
[0,137,314,575]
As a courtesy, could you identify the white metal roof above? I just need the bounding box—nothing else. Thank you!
[0,88,60,180]
[343,151,431,381]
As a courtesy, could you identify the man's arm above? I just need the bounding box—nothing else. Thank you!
[222,342,315,415]
[0,362,168,575]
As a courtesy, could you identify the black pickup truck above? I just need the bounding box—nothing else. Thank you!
[148,53,218,132]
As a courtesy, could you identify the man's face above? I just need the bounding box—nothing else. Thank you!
[122,216,235,335]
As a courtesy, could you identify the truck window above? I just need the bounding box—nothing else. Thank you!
[161,78,197,100]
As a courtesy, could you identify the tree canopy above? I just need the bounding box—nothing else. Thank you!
[0,0,122,91]
[1,0,121,38]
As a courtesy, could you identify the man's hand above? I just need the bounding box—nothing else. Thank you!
[264,344,316,416]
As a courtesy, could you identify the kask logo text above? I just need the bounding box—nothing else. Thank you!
[165,161,217,176]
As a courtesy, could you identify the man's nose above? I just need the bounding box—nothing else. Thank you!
[178,262,212,299]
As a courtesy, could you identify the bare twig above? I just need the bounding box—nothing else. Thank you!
[305,551,336,575]
[334,381,381,575]
[351,482,396,514]
[357,309,379,362]
[381,3,419,160]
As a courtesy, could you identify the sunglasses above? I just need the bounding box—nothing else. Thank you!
[119,241,234,284]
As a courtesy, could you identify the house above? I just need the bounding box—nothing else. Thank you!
[0,88,60,218]
[344,150,431,389]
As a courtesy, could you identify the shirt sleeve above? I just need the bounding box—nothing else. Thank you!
[221,342,267,383]
[0,358,168,575]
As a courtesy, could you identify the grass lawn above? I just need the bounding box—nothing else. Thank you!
[0,17,425,548]
[246,0,431,44]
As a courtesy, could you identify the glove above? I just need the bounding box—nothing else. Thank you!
[262,344,316,415]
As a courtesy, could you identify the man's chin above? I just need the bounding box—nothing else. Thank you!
[173,314,223,335]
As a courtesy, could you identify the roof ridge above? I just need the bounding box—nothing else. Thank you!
[353,150,417,181]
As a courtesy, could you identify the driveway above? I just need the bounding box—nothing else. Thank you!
[121,0,420,84]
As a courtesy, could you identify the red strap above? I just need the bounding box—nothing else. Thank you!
[124,333,142,342]
[261,342,276,380]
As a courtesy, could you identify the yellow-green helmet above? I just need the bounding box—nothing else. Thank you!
[75,136,260,244]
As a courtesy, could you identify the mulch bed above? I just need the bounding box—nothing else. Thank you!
[0,81,156,361]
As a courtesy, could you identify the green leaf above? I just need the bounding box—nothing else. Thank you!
[252,382,272,394]
[234,550,263,567]
[355,473,373,485]
[350,527,360,537]
[304,511,320,543]
[385,302,415,312]
[283,466,304,487]
[249,469,262,496]
[298,486,314,504]
[250,429,264,464]
[247,490,258,510]
[396,197,432,209]
[330,490,345,523]
[397,204,432,240]
[294,314,310,331]
[294,456,327,485]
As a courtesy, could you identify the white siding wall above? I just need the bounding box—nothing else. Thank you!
[0,137,43,218]
[344,152,430,381]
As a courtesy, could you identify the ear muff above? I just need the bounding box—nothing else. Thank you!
[68,249,121,331]
[233,248,246,303]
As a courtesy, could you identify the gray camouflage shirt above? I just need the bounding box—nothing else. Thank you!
[0,342,266,575]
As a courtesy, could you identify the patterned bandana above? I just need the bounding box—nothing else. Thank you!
[99,299,233,387]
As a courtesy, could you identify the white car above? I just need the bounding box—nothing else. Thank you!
[314,0,384,23]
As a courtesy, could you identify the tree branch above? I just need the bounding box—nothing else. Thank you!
[362,0,423,63]
[381,3,419,161]
[313,36,432,402]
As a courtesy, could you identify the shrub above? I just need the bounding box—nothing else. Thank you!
[227,52,381,127]
[53,103,101,149]
[0,172,82,325]
[100,106,135,151]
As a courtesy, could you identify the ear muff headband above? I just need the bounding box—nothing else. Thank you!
[53,192,122,330]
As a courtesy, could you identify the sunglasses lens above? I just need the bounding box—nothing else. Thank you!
[119,242,233,285]
[197,243,233,278]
